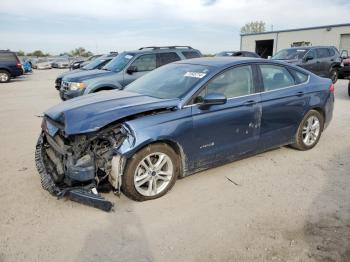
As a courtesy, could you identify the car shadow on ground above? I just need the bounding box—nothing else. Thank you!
[301,147,350,261]
[77,196,153,262]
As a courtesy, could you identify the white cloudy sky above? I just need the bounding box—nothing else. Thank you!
[1,0,349,54]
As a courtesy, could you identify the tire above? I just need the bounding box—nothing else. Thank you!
[348,81,350,97]
[122,143,179,201]
[291,110,324,151]
[0,70,10,83]
[329,68,338,84]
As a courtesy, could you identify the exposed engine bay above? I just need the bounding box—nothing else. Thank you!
[35,117,126,211]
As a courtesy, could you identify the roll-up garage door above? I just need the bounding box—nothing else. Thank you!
[340,34,350,54]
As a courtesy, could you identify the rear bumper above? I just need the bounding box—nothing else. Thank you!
[324,93,334,130]
[11,68,23,77]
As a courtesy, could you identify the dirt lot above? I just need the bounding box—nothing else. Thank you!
[0,69,349,262]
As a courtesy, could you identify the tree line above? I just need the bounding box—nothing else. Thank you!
[16,47,94,57]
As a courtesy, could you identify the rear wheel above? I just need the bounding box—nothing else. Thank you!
[0,70,10,83]
[122,143,179,201]
[291,110,324,150]
[329,68,338,84]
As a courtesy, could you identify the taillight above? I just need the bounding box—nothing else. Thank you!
[16,63,22,69]
[329,83,334,93]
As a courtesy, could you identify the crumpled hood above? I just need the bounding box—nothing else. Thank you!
[45,90,179,135]
[63,69,113,82]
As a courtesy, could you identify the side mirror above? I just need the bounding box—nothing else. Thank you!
[341,50,348,59]
[304,55,314,62]
[127,66,138,74]
[199,93,227,109]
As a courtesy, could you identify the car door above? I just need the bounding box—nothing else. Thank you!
[301,49,319,74]
[257,63,309,150]
[191,65,261,168]
[123,54,156,86]
[315,48,331,77]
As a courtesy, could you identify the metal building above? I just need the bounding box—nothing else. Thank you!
[240,23,350,58]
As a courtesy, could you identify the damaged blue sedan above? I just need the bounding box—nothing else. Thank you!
[36,57,334,211]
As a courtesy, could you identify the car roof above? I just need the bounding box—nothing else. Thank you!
[282,46,336,50]
[174,57,262,67]
[125,47,200,55]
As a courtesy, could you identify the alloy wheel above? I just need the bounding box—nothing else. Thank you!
[134,152,174,197]
[302,116,321,146]
[0,72,9,82]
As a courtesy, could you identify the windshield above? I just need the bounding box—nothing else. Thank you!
[125,63,211,99]
[83,58,109,70]
[102,52,134,72]
[272,49,307,60]
[215,51,235,57]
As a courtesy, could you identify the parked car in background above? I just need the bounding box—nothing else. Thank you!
[51,58,70,69]
[21,58,33,73]
[272,46,342,83]
[339,58,350,79]
[70,54,103,70]
[55,53,118,90]
[36,58,52,70]
[59,46,202,100]
[0,50,23,83]
[215,51,260,58]
[36,57,334,210]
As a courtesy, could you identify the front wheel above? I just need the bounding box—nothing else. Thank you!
[291,110,324,150]
[122,143,179,201]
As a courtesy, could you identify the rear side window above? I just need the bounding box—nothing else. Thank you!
[158,52,181,67]
[328,48,336,56]
[290,69,309,84]
[316,48,331,58]
[0,52,17,62]
[260,64,295,91]
[182,51,200,59]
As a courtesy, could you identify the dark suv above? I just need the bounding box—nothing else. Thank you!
[0,51,23,83]
[272,46,342,83]
[59,46,201,100]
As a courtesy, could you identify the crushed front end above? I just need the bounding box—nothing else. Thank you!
[35,116,126,211]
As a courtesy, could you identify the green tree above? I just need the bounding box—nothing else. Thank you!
[70,47,93,57]
[240,21,266,34]
[26,50,50,57]
[16,50,25,56]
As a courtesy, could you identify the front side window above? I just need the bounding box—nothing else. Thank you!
[158,52,181,67]
[260,64,295,91]
[130,54,156,72]
[199,66,254,99]
[316,48,330,58]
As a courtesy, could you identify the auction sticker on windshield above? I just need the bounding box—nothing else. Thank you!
[184,72,206,78]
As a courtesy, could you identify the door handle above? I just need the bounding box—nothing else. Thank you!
[296,91,304,97]
[243,100,256,106]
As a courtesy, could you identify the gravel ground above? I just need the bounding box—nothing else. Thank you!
[0,69,349,262]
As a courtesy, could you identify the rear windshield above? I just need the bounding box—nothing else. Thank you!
[0,52,17,62]
[272,49,308,60]
[182,51,201,59]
